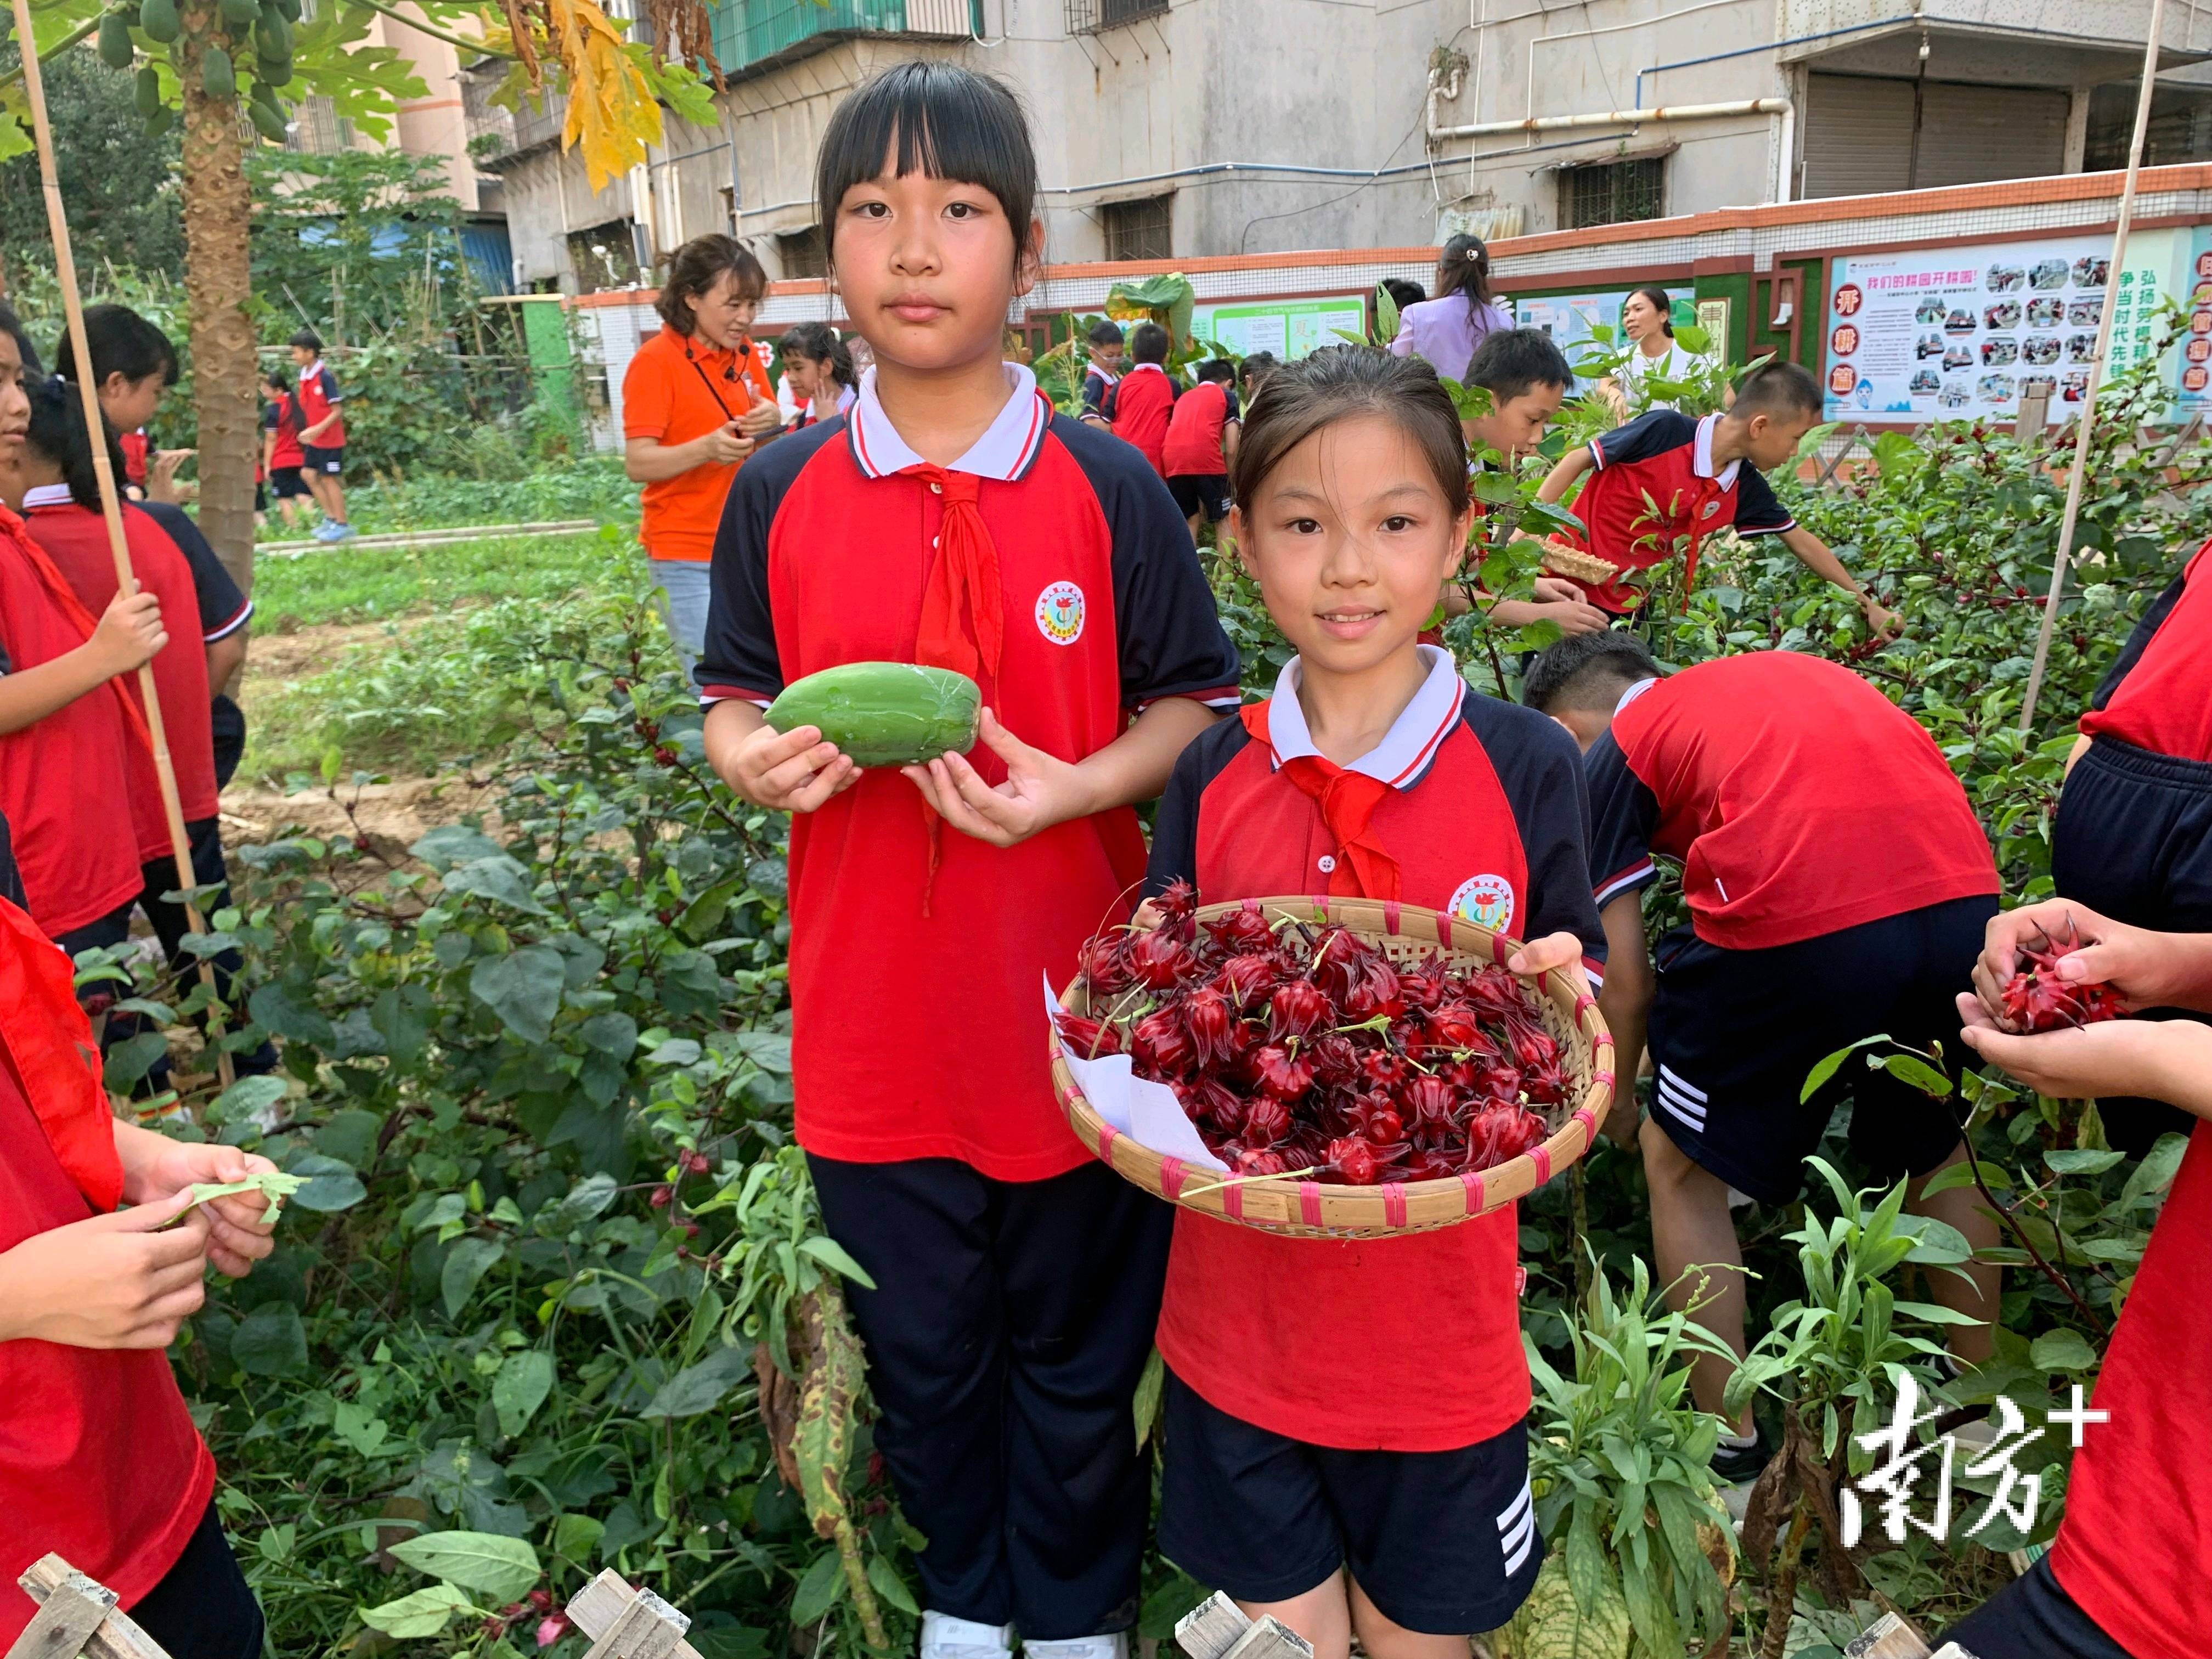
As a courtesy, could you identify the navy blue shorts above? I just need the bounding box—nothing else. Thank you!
[1646,893,1997,1205]
[2050,736,2212,1152]
[1158,1370,1539,1635]
[1943,1555,2135,1659]
[301,443,344,476]
[1168,473,1232,523]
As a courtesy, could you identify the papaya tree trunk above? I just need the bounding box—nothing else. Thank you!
[178,0,258,595]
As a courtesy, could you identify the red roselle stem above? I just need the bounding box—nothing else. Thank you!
[1950,1122,2108,1336]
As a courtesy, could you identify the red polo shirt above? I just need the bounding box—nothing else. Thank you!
[1584,653,1999,950]
[24,491,219,858]
[698,364,1242,1180]
[0,510,142,936]
[295,359,345,448]
[1563,411,1795,613]
[0,889,214,1644]
[2079,534,2212,762]
[1146,647,1606,1450]
[264,392,305,470]
[1105,363,1175,475]
[1164,380,1233,477]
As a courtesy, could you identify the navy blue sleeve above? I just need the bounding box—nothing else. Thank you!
[1082,370,1109,417]
[2091,567,2188,711]
[1583,729,1662,908]
[697,417,845,704]
[1143,716,1251,900]
[136,501,250,640]
[1593,409,1696,470]
[1461,690,1607,969]
[261,403,278,433]
[0,811,21,911]
[1733,463,1796,536]
[319,365,344,403]
[1055,414,1244,709]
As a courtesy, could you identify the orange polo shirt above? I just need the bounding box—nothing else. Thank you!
[623,324,776,563]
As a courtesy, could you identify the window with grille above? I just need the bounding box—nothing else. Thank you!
[1101,195,1173,262]
[1064,0,1167,33]
[285,94,352,154]
[778,228,827,280]
[1558,157,1665,231]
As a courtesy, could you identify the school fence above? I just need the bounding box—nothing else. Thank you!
[560,163,2212,451]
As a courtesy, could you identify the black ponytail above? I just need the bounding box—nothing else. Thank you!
[25,374,127,510]
[1436,234,1494,311]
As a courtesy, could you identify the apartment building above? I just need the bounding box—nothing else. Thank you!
[476,0,2212,291]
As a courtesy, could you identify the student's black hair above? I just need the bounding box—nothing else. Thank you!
[1465,328,1573,403]
[1626,286,1675,339]
[25,372,128,511]
[1731,359,1823,422]
[1193,357,1236,385]
[1238,350,1278,386]
[53,304,178,390]
[1232,345,1468,517]
[1129,322,1170,365]
[290,328,324,354]
[1435,234,1494,310]
[815,61,1037,272]
[1522,631,1664,714]
[0,301,40,374]
[779,320,856,390]
[1086,318,1124,347]
[262,365,292,392]
[1381,277,1426,311]
[657,234,768,334]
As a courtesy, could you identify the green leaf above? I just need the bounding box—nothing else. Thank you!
[1132,1347,1164,1452]
[789,1548,847,1626]
[213,1073,289,1121]
[387,1531,541,1601]
[493,1350,556,1438]
[1918,1158,2011,1197]
[2121,1132,2190,1207]
[1895,1214,1973,1265]
[358,1582,475,1639]
[640,1344,754,1419]
[231,1304,308,1377]
[443,854,551,915]
[409,825,504,870]
[535,1173,619,1234]
[1871,1050,1954,1099]
[332,1399,388,1456]
[282,1152,366,1212]
[103,1030,171,1090]
[441,1237,505,1318]
[735,1029,792,1074]
[470,946,568,1043]
[795,1235,876,1288]
[1801,1035,1888,1103]
[2030,1329,2098,1374]
[867,1553,920,1617]
[552,1511,605,1565]
[2045,1148,2124,1176]
[248,980,335,1046]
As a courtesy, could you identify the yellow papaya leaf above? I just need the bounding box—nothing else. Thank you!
[792,1283,867,1542]
[1493,1553,1630,1659]
[546,0,662,190]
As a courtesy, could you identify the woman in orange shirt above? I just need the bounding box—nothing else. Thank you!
[623,235,783,675]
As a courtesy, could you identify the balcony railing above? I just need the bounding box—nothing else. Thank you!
[708,0,978,76]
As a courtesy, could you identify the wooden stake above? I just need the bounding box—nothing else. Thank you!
[2019,0,2169,735]
[8,0,233,1087]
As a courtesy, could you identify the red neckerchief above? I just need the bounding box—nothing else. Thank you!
[1241,703,1400,901]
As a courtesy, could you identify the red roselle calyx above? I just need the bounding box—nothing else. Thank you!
[2001,929,2128,1032]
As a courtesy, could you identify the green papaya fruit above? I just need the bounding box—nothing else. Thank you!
[255,12,290,60]
[143,104,174,136]
[138,0,180,44]
[259,52,292,85]
[134,63,161,119]
[274,0,300,20]
[201,44,234,100]
[97,12,135,69]
[220,0,258,25]
[763,663,981,769]
[247,99,287,141]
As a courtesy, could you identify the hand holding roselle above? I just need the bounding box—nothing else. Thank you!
[1053,881,1565,1185]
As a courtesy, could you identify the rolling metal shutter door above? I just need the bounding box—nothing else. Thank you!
[1804,74,1917,199]
[1916,82,2069,187]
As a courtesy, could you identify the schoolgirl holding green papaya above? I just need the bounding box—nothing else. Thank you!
[697,63,1240,1659]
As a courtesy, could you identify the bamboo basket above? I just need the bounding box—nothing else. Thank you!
[1538,540,1618,587]
[1049,895,1615,1239]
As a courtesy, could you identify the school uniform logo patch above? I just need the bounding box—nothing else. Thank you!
[1701,498,1723,520]
[1036,581,1085,645]
[1449,874,1515,932]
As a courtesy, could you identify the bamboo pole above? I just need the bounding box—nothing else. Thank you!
[10,0,235,1088]
[2019,0,2169,736]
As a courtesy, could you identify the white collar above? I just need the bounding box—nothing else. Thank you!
[1087,362,1119,382]
[1126,362,1166,377]
[847,363,1049,482]
[1615,676,1658,716]
[1690,413,1741,488]
[1263,645,1464,789]
[22,484,72,509]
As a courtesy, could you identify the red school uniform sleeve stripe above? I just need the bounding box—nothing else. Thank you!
[1052,415,1244,708]
[697,420,848,706]
[1731,464,1796,536]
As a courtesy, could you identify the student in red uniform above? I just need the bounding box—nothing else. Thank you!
[780,322,859,427]
[1163,357,1239,544]
[1078,318,1123,426]
[697,64,1240,1659]
[261,368,312,531]
[1535,362,1895,633]
[623,235,781,676]
[6,376,275,1080]
[2039,534,2212,1152]
[1525,632,2001,1482]
[289,328,354,541]
[53,304,190,504]
[1102,321,1174,473]
[1942,904,2212,1659]
[1146,348,1604,1659]
[0,812,279,1658]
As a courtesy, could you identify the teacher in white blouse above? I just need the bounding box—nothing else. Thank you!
[1600,286,1702,416]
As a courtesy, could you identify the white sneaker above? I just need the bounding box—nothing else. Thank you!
[1025,1636,1129,1659]
[921,1612,1015,1659]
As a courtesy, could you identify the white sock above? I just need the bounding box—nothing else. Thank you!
[1719,1429,1759,1451]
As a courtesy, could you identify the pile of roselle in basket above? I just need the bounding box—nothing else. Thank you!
[1054,882,1567,1186]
